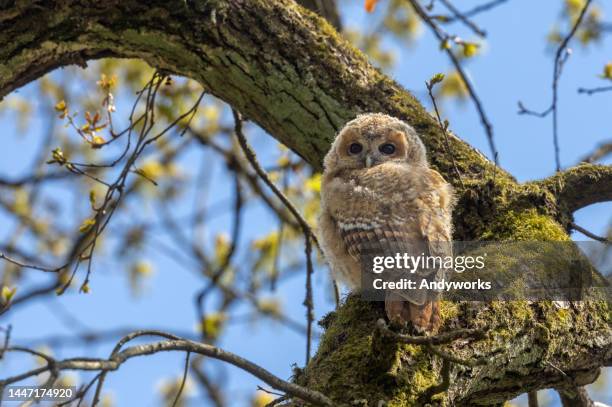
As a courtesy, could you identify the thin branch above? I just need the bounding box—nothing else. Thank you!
[265,395,289,407]
[303,233,314,363]
[571,223,610,244]
[426,78,465,188]
[191,356,225,407]
[232,110,316,364]
[0,336,334,406]
[438,0,486,37]
[580,141,612,164]
[517,101,553,118]
[231,110,319,248]
[518,0,593,172]
[436,0,510,21]
[409,0,499,165]
[578,85,612,95]
[0,252,62,273]
[171,351,191,407]
[0,171,70,187]
[551,0,593,171]
[0,325,11,359]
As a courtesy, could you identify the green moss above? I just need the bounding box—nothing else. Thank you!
[481,209,569,241]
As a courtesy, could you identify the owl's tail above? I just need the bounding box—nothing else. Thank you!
[385,293,440,333]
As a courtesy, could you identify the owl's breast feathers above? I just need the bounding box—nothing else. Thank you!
[319,163,454,290]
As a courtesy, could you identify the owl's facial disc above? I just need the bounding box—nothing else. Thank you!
[331,127,411,172]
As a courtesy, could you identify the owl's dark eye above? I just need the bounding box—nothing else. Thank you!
[348,143,363,155]
[379,143,396,155]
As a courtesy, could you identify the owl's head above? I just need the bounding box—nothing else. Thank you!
[323,113,427,173]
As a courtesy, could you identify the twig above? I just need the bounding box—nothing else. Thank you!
[57,372,102,406]
[265,395,290,407]
[0,171,70,187]
[518,0,593,172]
[578,85,612,95]
[304,234,314,363]
[0,252,62,273]
[517,101,553,117]
[579,141,612,163]
[231,110,319,248]
[545,360,568,377]
[91,331,182,405]
[232,110,316,364]
[194,172,243,338]
[191,356,225,407]
[171,351,191,407]
[438,0,486,37]
[0,325,11,359]
[409,0,499,165]
[551,0,593,171]
[437,0,510,21]
[571,222,610,244]
[426,78,465,188]
[257,385,285,397]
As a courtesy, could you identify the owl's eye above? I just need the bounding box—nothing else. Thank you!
[379,143,396,155]
[348,143,363,155]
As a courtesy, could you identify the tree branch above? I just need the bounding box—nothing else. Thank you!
[0,0,501,181]
[580,140,612,164]
[537,163,612,213]
[558,385,595,407]
[0,336,333,406]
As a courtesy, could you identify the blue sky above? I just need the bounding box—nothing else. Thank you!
[1,1,611,406]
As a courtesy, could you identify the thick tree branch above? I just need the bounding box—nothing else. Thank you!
[537,164,612,213]
[558,385,595,407]
[0,0,500,181]
[298,296,610,406]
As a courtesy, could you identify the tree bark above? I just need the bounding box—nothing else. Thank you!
[1,1,611,406]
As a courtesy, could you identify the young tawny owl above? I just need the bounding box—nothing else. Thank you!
[318,113,454,333]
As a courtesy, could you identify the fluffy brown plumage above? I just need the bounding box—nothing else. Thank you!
[318,113,454,332]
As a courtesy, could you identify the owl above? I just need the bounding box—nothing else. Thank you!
[318,113,454,333]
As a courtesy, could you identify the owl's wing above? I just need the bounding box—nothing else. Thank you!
[417,169,454,297]
[338,168,453,306]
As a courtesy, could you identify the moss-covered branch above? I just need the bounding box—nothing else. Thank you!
[0,0,500,179]
[536,163,612,213]
[298,296,609,406]
[1,0,610,405]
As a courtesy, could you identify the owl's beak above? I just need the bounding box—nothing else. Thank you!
[365,155,373,168]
